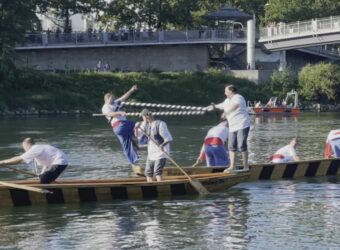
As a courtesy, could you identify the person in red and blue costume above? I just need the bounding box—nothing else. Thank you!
[194,120,229,167]
[102,85,139,165]
[325,130,340,159]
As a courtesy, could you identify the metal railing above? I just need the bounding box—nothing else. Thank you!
[17,29,247,48]
[259,15,340,41]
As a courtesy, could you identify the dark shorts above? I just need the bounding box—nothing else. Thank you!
[145,158,167,177]
[228,127,250,152]
[40,165,68,184]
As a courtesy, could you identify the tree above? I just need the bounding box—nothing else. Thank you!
[264,0,340,24]
[298,62,340,104]
[268,69,298,100]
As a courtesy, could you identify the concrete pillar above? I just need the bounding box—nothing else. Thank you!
[279,50,287,71]
[103,32,108,44]
[42,33,48,45]
[247,16,256,69]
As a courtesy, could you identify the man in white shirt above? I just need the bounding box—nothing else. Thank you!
[135,109,173,182]
[270,138,300,163]
[0,138,68,184]
[324,130,340,158]
[209,85,250,172]
[195,121,229,167]
[102,84,139,165]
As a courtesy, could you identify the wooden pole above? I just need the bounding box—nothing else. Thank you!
[0,181,52,194]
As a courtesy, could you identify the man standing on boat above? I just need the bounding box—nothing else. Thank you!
[208,85,250,172]
[270,138,300,163]
[102,85,139,165]
[135,109,173,182]
[194,120,229,167]
[0,138,68,184]
[324,130,340,158]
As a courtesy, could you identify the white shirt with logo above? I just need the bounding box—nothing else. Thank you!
[20,144,68,167]
[205,123,228,143]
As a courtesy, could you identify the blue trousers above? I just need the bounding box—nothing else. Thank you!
[113,120,139,164]
[204,145,229,167]
[330,139,340,157]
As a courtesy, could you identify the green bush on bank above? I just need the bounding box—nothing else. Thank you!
[0,69,268,112]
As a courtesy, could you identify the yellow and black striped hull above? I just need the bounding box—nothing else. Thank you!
[0,172,249,207]
[132,158,340,181]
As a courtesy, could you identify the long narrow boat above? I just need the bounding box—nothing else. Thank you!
[0,172,249,207]
[132,158,340,181]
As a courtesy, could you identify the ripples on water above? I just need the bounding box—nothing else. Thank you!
[0,113,340,249]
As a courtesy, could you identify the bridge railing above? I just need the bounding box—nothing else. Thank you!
[17,29,247,48]
[259,15,340,41]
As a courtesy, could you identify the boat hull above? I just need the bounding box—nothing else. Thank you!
[133,158,340,181]
[253,107,300,115]
[0,172,249,207]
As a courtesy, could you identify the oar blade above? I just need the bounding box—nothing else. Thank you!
[189,179,210,195]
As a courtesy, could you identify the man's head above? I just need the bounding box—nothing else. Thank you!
[22,138,35,152]
[224,85,237,98]
[140,109,153,122]
[290,137,298,147]
[104,92,115,103]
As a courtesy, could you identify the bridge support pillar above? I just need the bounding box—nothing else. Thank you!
[247,16,256,69]
[279,50,287,71]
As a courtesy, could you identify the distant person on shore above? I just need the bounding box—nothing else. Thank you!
[134,109,173,182]
[0,138,68,184]
[207,85,250,172]
[324,130,340,158]
[102,85,139,165]
[194,120,229,167]
[270,138,300,163]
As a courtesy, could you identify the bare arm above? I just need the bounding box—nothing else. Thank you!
[116,85,138,102]
[293,155,300,161]
[0,156,24,166]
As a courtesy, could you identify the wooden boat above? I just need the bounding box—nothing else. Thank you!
[133,158,340,181]
[0,172,250,207]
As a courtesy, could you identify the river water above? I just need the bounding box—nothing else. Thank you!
[0,113,339,249]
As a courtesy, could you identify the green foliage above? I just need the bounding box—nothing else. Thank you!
[0,70,264,112]
[298,62,340,104]
[268,69,298,100]
[265,0,340,24]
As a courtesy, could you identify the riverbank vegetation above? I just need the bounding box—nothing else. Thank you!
[0,69,267,113]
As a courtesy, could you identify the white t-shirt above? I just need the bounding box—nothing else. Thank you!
[20,144,68,167]
[205,123,228,143]
[215,94,250,132]
[272,144,297,163]
[326,129,340,143]
[139,120,173,161]
[102,101,126,125]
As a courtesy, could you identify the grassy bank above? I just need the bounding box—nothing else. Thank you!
[0,70,269,113]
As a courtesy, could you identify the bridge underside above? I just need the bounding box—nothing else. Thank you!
[261,32,340,51]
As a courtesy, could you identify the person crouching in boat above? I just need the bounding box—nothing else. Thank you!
[0,138,68,184]
[270,138,300,163]
[194,120,229,167]
[102,85,139,165]
[135,109,173,182]
[324,130,340,158]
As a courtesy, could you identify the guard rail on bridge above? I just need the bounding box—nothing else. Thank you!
[17,29,247,50]
[259,15,340,51]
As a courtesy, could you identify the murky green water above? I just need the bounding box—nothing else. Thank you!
[0,113,339,249]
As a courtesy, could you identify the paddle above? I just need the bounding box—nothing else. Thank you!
[0,181,52,194]
[137,127,210,195]
[1,165,38,178]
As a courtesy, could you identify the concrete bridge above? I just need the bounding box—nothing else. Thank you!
[14,15,340,73]
[259,15,340,51]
